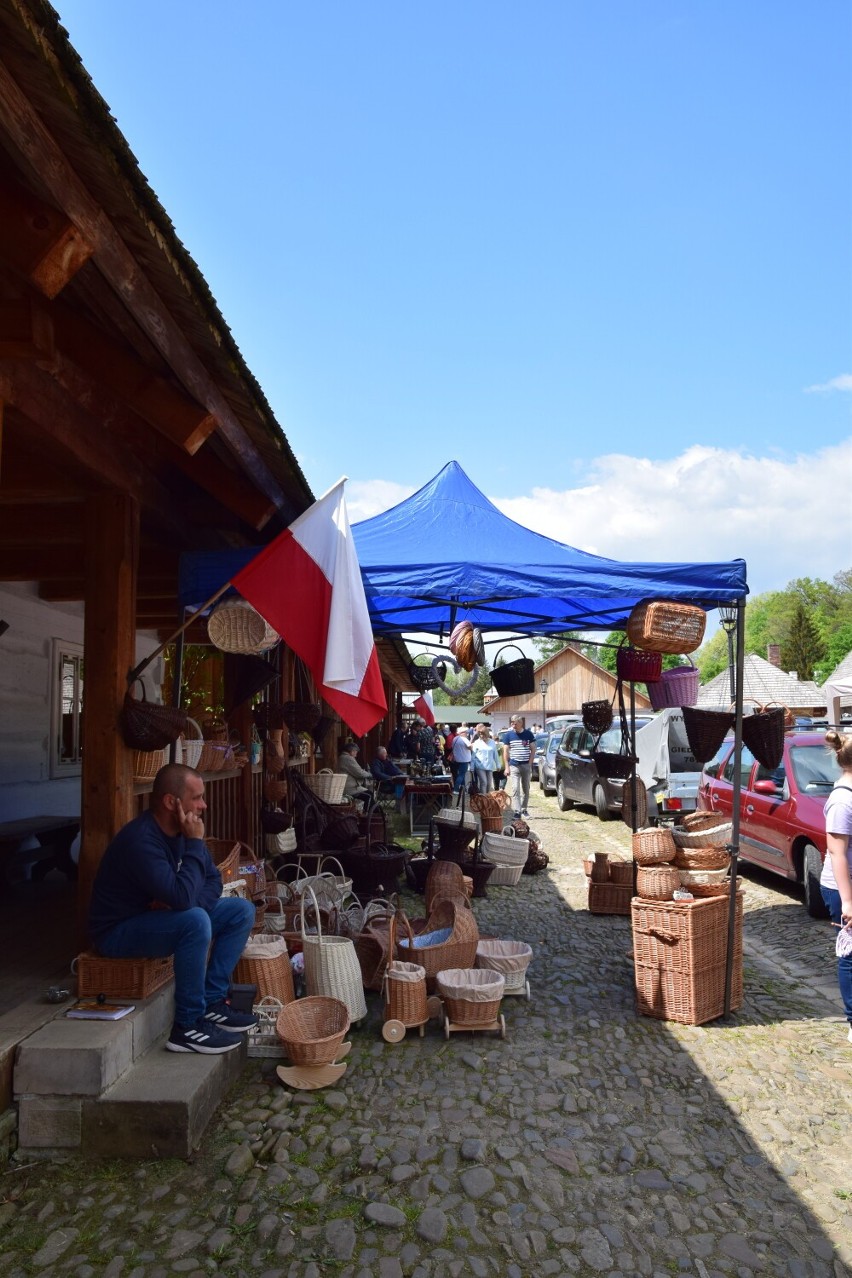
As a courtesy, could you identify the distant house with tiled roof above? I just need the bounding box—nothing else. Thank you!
[697,654,824,713]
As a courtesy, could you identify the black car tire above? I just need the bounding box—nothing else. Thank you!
[802,842,828,919]
[556,777,573,811]
[593,784,612,821]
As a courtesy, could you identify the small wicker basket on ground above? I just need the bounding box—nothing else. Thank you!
[275,995,350,1066]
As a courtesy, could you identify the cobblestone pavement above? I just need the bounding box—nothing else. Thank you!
[2,791,851,1278]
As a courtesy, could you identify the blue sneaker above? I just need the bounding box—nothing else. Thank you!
[203,1000,259,1033]
[166,1019,243,1054]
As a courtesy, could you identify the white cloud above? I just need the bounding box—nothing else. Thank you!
[804,374,852,394]
[351,441,852,599]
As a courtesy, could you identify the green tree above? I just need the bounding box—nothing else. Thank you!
[814,621,852,684]
[432,663,493,706]
[780,600,825,681]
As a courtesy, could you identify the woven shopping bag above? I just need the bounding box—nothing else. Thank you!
[300,885,367,1023]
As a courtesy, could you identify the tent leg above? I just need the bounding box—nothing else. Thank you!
[723,599,746,1017]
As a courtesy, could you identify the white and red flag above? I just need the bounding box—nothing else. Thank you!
[413,690,435,726]
[231,480,386,738]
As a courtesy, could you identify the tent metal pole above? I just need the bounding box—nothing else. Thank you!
[723,598,746,1016]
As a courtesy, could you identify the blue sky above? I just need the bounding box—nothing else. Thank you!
[56,1,851,596]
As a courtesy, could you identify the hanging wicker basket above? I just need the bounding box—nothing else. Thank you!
[647,661,700,711]
[180,718,204,770]
[133,747,167,783]
[616,645,663,684]
[582,699,613,734]
[681,706,735,763]
[627,600,707,655]
[491,644,535,696]
[208,598,279,654]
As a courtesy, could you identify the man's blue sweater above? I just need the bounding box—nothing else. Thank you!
[88,810,223,945]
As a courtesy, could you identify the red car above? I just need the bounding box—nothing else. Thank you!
[697,730,839,917]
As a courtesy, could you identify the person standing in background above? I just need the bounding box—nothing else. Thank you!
[820,728,852,1045]
[471,725,499,795]
[503,714,535,816]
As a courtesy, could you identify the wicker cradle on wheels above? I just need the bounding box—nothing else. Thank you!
[394,897,479,994]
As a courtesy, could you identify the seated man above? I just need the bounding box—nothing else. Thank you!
[88,763,258,1055]
[337,741,373,807]
[370,745,405,795]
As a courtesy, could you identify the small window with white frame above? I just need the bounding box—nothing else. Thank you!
[51,639,84,777]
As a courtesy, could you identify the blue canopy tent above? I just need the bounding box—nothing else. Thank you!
[177,460,748,633]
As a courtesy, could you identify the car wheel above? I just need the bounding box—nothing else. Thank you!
[802,843,828,919]
[593,784,612,821]
[556,777,573,812]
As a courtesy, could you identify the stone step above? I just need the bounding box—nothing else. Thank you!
[82,1035,246,1159]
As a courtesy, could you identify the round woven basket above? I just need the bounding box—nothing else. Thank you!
[678,867,730,887]
[671,820,732,849]
[673,845,730,870]
[208,599,279,654]
[275,996,350,1066]
[632,826,676,865]
[636,864,681,900]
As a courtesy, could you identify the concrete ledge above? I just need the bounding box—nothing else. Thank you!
[14,987,174,1097]
[18,1096,81,1148]
[82,1037,246,1159]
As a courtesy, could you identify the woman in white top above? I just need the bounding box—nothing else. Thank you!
[819,728,852,1043]
[470,727,499,795]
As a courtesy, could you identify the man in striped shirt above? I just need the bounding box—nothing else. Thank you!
[504,714,536,816]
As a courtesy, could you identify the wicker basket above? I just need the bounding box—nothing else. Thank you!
[180,718,204,770]
[678,867,730,887]
[647,662,700,711]
[627,600,707,655]
[383,914,428,1027]
[490,644,535,695]
[133,747,167,783]
[487,862,524,887]
[475,939,532,994]
[671,819,732,849]
[300,886,367,1022]
[681,706,735,764]
[425,861,467,912]
[631,893,743,1024]
[632,827,677,865]
[73,952,174,999]
[631,892,743,972]
[588,882,632,915]
[437,968,505,1025]
[616,645,663,684]
[303,769,347,805]
[741,705,786,771]
[481,829,529,867]
[275,995,350,1066]
[208,598,279,654]
[234,935,295,1005]
[197,741,235,773]
[395,899,479,994]
[207,838,242,885]
[608,859,635,886]
[582,699,613,734]
[673,845,730,870]
[636,864,681,900]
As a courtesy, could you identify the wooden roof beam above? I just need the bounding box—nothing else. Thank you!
[0,296,53,359]
[0,501,84,542]
[0,60,292,514]
[51,307,217,456]
[0,166,93,297]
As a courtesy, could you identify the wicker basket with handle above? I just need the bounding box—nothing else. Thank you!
[632,827,677,865]
[300,885,367,1023]
[383,912,428,1029]
[180,717,204,770]
[303,769,347,805]
[208,598,279,654]
[233,934,295,1006]
[627,600,707,655]
[647,661,700,711]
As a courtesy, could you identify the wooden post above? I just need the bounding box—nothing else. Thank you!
[77,492,138,942]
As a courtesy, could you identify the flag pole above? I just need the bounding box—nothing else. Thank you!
[126,478,350,686]
[127,581,235,684]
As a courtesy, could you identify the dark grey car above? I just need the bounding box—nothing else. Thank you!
[537,730,562,795]
[554,718,652,820]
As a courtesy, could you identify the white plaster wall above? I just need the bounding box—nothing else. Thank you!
[0,584,162,822]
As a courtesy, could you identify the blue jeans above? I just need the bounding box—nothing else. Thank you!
[96,897,255,1027]
[454,762,469,794]
[821,886,852,1024]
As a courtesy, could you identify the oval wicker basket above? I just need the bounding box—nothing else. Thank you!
[671,820,732,849]
[636,864,681,900]
[208,598,279,654]
[678,867,730,887]
[133,747,167,783]
[647,662,700,711]
[673,845,730,871]
[632,826,676,865]
[626,600,707,655]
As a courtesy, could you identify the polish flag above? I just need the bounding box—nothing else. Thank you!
[231,480,386,738]
[413,690,435,726]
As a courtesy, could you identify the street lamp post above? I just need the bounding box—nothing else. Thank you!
[540,677,548,728]
[719,604,738,702]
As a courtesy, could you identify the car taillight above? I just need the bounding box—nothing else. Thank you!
[667,798,682,810]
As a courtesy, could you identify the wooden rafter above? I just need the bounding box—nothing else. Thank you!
[0,164,93,298]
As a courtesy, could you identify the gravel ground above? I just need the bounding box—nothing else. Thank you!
[1,788,850,1278]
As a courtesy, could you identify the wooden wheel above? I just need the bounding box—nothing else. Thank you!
[524,980,531,1001]
[499,1014,506,1039]
[382,1019,406,1043]
[426,995,443,1020]
[443,1016,451,1040]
